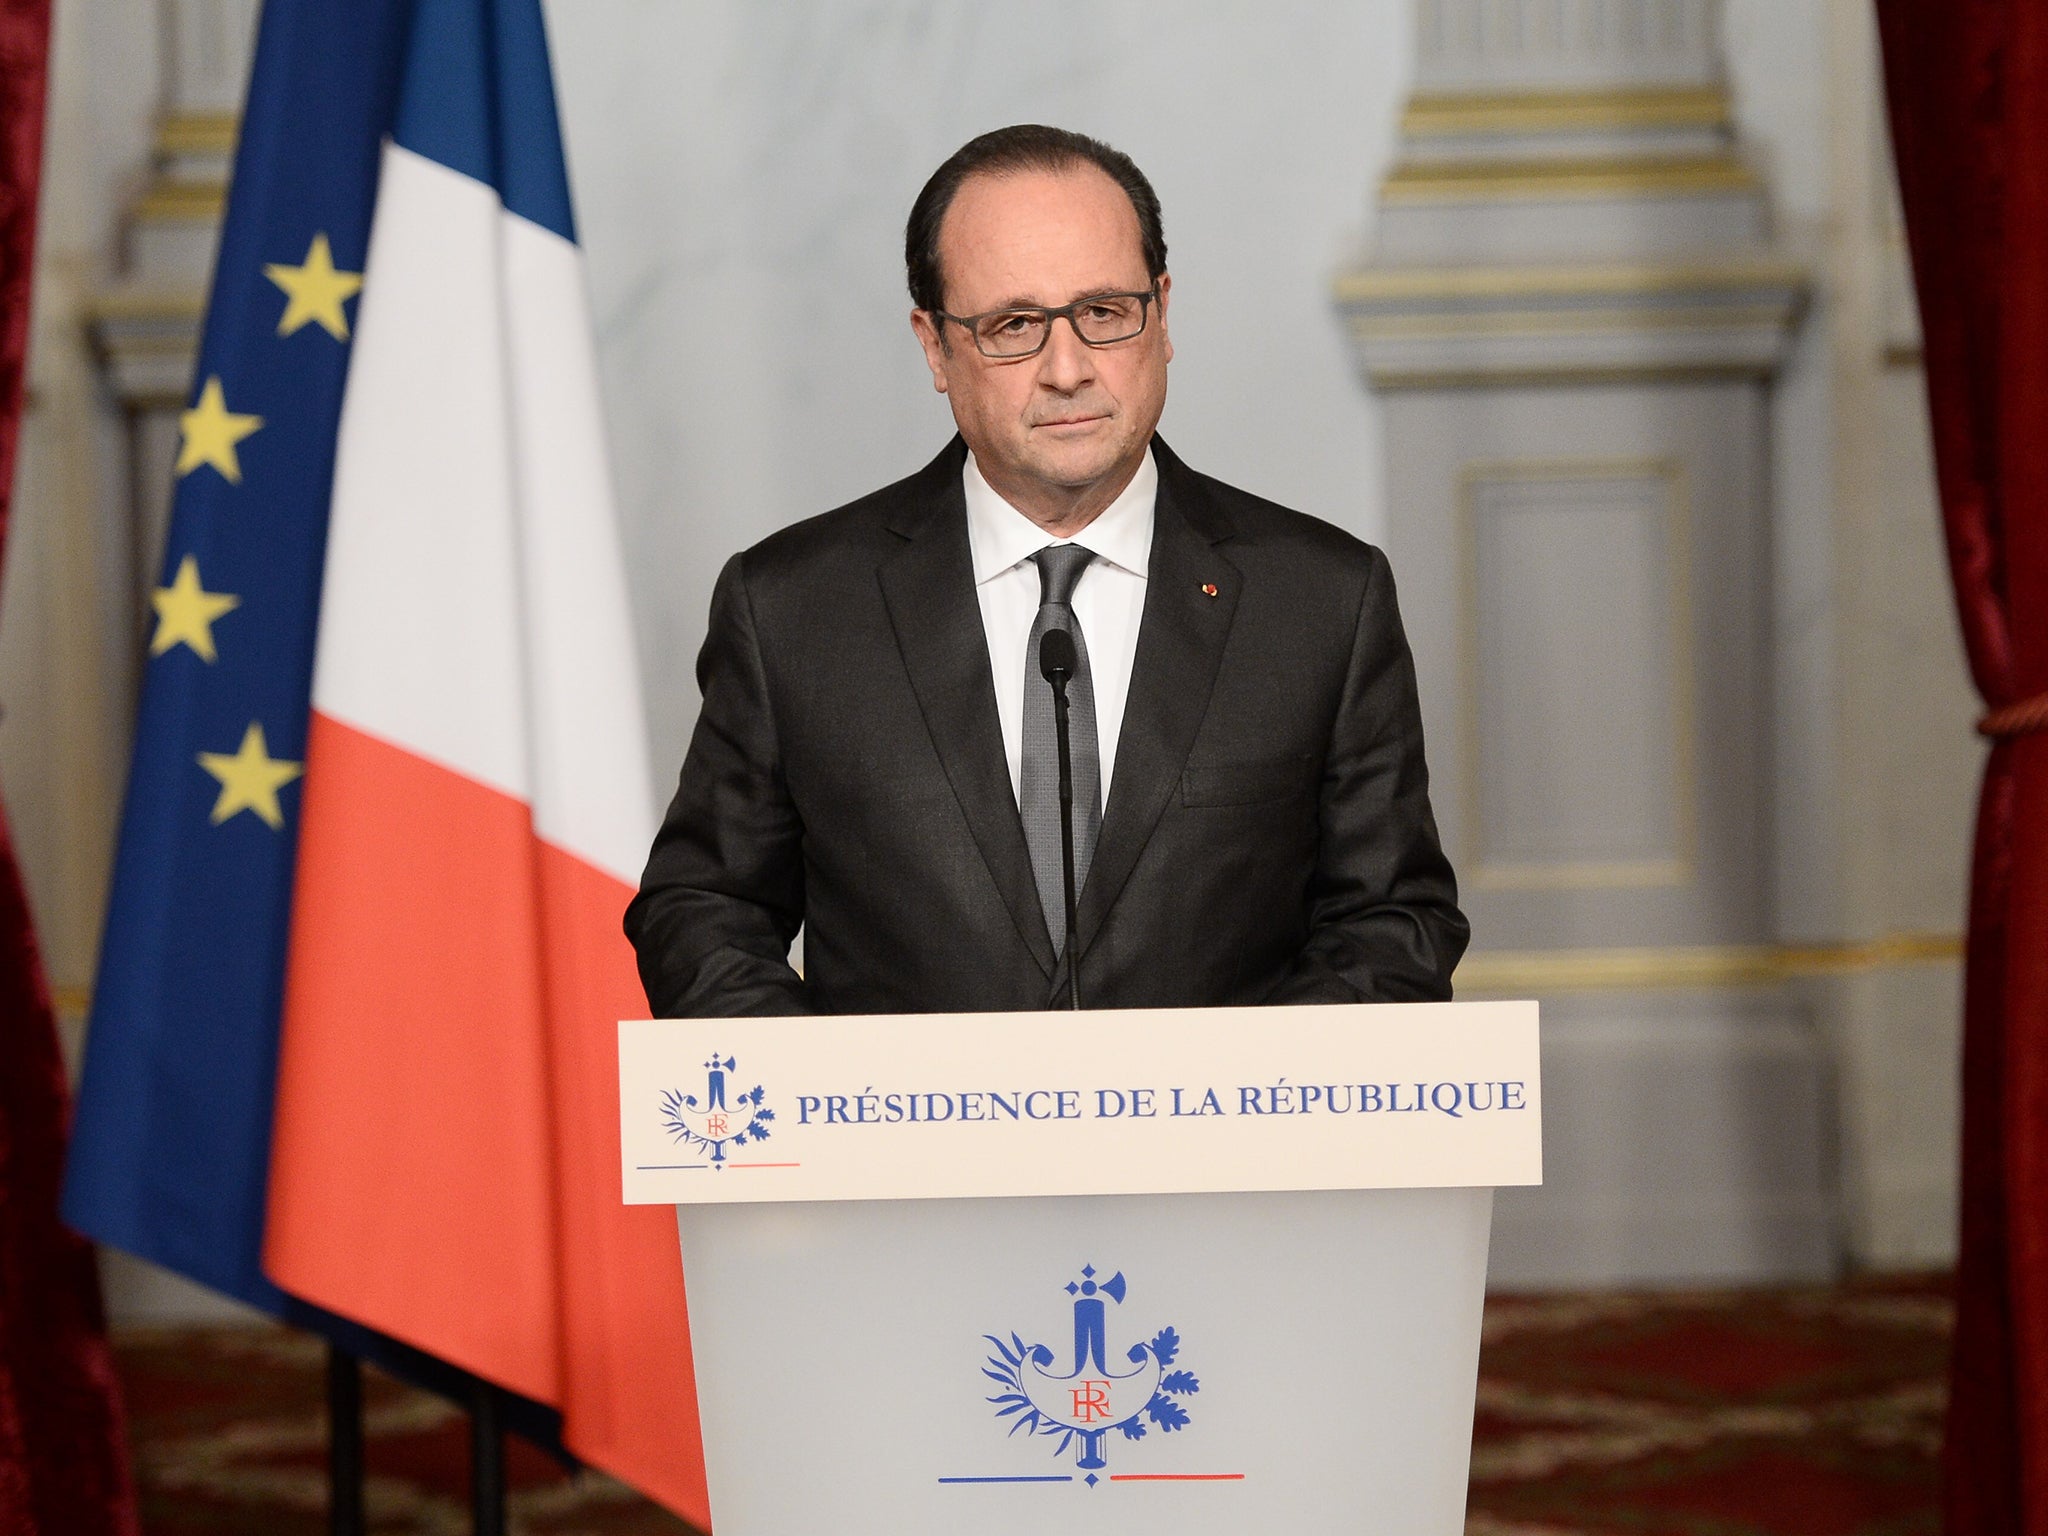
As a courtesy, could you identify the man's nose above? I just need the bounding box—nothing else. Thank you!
[1035,315,1097,392]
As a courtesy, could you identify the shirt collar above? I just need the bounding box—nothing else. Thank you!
[964,446,1157,586]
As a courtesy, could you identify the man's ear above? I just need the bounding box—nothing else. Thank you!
[1155,272,1173,366]
[910,309,951,395]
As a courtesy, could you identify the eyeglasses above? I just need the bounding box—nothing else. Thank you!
[934,287,1159,359]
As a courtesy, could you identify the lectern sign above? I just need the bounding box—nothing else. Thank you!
[619,1001,1541,1204]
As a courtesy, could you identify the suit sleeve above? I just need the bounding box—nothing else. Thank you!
[1264,548,1470,1005]
[624,552,814,1017]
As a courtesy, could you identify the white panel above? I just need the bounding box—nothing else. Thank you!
[680,1187,1491,1533]
[1464,465,1692,887]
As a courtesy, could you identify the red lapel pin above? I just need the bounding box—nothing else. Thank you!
[1200,583,1219,598]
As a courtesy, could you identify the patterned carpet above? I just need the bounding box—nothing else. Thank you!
[112,1276,1947,1535]
[1467,1280,1945,1536]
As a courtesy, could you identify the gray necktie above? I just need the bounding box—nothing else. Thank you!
[1019,545,1101,957]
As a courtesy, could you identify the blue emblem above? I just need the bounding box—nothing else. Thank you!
[982,1266,1200,1483]
[660,1054,773,1168]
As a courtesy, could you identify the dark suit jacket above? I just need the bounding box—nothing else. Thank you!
[626,435,1468,1017]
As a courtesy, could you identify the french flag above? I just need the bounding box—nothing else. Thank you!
[260,0,707,1517]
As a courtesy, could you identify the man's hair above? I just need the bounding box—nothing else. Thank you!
[904,124,1167,317]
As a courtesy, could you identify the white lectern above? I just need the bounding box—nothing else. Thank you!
[620,1001,1540,1535]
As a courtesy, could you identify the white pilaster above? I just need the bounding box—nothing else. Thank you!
[1338,0,1842,1286]
[91,0,257,625]
[1416,0,1720,90]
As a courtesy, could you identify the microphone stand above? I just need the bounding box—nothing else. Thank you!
[1039,629,1083,1011]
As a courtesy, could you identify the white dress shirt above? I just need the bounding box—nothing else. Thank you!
[964,447,1156,808]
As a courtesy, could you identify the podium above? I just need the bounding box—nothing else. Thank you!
[620,1001,1540,1534]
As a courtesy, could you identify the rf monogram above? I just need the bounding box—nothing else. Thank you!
[1070,1380,1113,1423]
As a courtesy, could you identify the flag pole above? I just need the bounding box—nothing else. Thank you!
[326,1344,363,1536]
[471,1381,505,1536]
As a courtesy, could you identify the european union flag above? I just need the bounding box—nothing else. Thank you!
[62,0,560,1434]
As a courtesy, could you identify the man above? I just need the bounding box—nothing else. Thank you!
[627,124,1467,1017]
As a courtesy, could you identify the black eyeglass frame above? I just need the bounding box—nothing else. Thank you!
[932,286,1161,360]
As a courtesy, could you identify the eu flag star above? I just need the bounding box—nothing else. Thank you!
[264,232,364,340]
[177,377,264,484]
[150,555,242,662]
[197,722,304,830]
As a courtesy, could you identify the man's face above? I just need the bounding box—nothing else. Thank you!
[912,165,1171,523]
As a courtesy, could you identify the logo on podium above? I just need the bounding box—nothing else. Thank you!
[980,1266,1201,1486]
[660,1054,774,1168]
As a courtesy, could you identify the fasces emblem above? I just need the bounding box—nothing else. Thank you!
[982,1267,1201,1486]
[660,1053,773,1168]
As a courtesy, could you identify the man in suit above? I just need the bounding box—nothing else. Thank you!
[627,124,1467,1017]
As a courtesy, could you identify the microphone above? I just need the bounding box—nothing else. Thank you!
[1037,626,1076,687]
[1037,628,1082,1011]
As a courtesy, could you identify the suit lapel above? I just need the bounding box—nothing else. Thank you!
[1074,440,1241,955]
[878,441,1057,979]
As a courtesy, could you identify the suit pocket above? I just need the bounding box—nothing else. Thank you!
[1179,753,1318,808]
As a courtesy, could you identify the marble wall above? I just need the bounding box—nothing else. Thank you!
[0,0,1977,1313]
[4,0,160,1030]
[541,0,1418,777]
[541,0,1979,1273]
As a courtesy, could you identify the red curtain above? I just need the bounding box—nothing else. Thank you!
[1876,3,2048,1533]
[0,1,140,1532]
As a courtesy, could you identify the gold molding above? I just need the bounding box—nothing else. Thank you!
[1348,305,1794,340]
[1457,933,1965,994]
[1471,858,1693,892]
[1402,86,1731,139]
[89,290,206,324]
[1334,260,1808,306]
[1369,362,1778,390]
[95,336,202,362]
[1382,154,1757,204]
[42,940,1969,1011]
[1457,458,1697,893]
[157,110,239,159]
[134,179,227,223]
